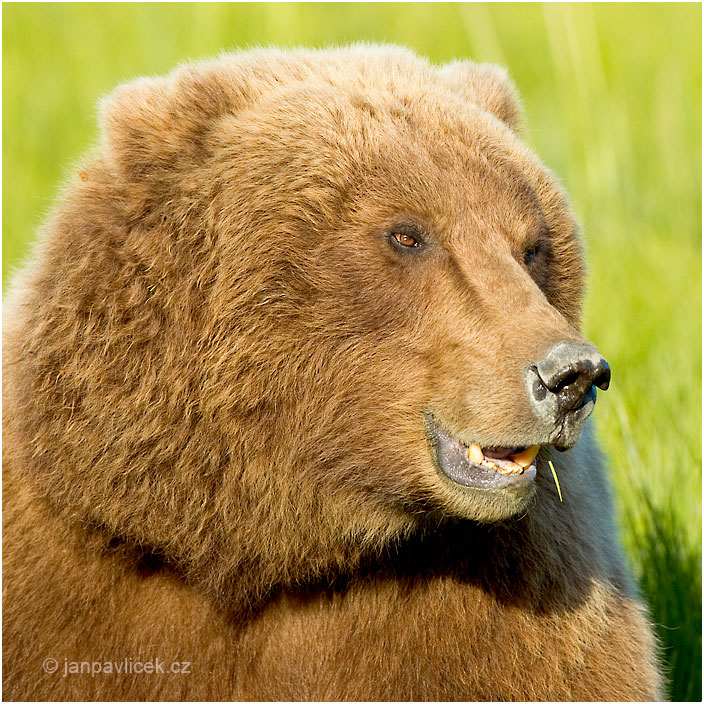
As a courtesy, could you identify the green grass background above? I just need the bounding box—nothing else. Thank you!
[3,3,701,699]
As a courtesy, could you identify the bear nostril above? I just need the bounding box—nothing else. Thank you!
[594,363,611,391]
[552,370,580,394]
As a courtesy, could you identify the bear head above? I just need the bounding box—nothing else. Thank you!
[6,46,609,611]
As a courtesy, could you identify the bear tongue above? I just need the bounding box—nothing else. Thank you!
[483,447,523,460]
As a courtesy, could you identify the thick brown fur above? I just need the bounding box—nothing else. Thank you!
[3,45,662,700]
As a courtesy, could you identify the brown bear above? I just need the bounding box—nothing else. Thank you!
[3,45,662,700]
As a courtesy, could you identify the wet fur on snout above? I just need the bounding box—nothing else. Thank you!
[3,45,662,700]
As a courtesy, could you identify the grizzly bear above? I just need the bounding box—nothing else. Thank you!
[3,45,662,701]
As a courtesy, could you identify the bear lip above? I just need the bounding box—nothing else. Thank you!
[423,413,538,492]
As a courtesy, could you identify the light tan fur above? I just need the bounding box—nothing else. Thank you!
[3,45,662,700]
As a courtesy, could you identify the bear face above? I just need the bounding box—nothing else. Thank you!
[186,53,610,522]
[6,46,610,610]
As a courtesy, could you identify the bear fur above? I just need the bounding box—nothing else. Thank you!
[3,45,662,700]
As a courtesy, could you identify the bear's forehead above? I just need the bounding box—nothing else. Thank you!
[195,50,569,247]
[242,74,501,147]
[231,79,541,203]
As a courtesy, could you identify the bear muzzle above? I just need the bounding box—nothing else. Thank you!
[526,340,611,449]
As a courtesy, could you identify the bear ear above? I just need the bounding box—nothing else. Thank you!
[99,77,177,182]
[439,61,522,130]
[98,67,242,183]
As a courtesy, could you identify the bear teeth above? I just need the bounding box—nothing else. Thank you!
[466,443,541,475]
[510,445,541,468]
[468,443,484,464]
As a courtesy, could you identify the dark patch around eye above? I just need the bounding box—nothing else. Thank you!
[522,229,555,295]
[523,243,541,265]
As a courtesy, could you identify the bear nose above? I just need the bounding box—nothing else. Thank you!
[532,341,611,415]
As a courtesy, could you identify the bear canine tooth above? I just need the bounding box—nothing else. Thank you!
[468,443,484,464]
[511,445,541,468]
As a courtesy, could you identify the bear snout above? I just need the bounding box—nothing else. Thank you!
[525,340,611,448]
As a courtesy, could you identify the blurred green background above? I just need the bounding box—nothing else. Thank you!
[3,3,701,699]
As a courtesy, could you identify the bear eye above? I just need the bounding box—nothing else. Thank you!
[523,243,541,265]
[393,232,419,248]
[389,225,425,252]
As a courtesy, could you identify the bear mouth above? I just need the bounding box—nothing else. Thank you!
[424,414,539,492]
